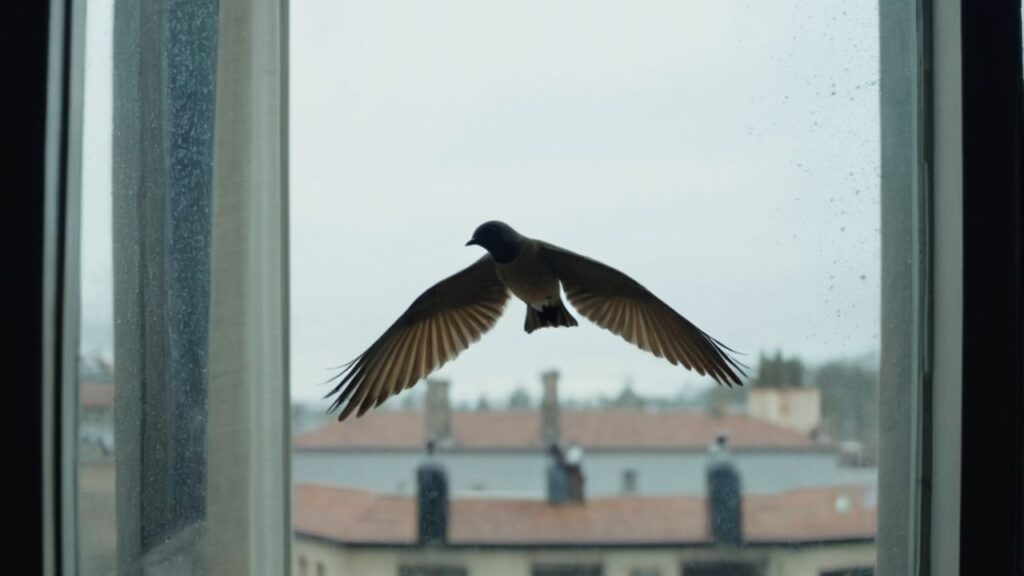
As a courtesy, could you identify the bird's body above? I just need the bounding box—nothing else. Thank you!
[326,221,745,421]
[494,239,580,333]
[494,240,560,310]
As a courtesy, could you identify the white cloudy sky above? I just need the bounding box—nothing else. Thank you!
[81,0,880,406]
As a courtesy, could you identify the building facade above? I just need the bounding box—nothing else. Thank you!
[293,448,876,576]
[294,375,875,498]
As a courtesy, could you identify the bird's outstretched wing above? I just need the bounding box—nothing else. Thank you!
[327,255,510,420]
[539,242,746,386]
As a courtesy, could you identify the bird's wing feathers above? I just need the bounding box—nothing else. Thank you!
[327,255,510,420]
[539,242,746,386]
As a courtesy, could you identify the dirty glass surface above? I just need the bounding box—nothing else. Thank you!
[289,2,891,576]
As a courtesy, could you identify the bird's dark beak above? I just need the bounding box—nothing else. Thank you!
[465,238,478,247]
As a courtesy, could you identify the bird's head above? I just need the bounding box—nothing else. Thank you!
[466,221,522,262]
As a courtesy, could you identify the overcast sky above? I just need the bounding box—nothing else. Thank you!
[81,0,880,407]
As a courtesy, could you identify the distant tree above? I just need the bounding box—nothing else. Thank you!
[562,396,597,410]
[398,389,421,410]
[475,396,491,411]
[699,382,747,416]
[291,402,332,435]
[79,353,114,383]
[610,382,645,409]
[507,386,532,410]
[755,351,804,387]
[670,387,704,410]
[816,359,879,462]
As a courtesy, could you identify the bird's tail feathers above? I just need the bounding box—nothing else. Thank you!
[525,302,579,333]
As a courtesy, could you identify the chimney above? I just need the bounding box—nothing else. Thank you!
[541,370,560,445]
[546,444,570,504]
[417,441,448,545]
[706,435,742,546]
[546,443,585,504]
[565,445,586,503]
[425,378,451,445]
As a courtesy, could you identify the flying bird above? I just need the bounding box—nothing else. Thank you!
[327,221,745,420]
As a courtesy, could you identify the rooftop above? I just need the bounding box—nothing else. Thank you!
[294,483,876,546]
[81,382,115,409]
[294,409,822,451]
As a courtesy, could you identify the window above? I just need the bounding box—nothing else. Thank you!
[291,6,885,576]
[29,0,1022,574]
[288,0,888,569]
[399,566,468,576]
[683,562,760,576]
[820,568,874,576]
[621,468,638,495]
[532,565,603,576]
[69,0,289,573]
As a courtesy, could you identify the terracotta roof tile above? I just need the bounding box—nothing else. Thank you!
[80,382,115,409]
[294,410,819,451]
[294,484,876,546]
[744,484,876,541]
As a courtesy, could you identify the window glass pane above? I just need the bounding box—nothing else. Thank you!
[74,0,290,568]
[77,0,226,571]
[291,0,886,575]
[78,0,116,572]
